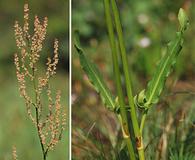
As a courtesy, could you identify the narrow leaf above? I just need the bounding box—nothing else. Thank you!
[136,8,189,108]
[178,8,189,31]
[74,31,115,111]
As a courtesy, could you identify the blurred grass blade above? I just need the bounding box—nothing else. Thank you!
[74,31,115,111]
[143,8,189,107]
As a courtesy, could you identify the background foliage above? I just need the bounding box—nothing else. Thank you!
[0,0,69,159]
[72,0,195,159]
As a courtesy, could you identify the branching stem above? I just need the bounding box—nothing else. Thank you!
[32,66,47,160]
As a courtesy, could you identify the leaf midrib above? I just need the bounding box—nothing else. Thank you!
[81,54,115,109]
[147,37,181,105]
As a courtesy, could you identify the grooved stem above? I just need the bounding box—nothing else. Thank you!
[110,0,145,159]
[104,0,136,159]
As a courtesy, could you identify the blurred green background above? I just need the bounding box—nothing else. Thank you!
[72,0,195,159]
[0,0,69,159]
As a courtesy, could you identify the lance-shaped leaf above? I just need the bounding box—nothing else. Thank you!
[137,8,189,108]
[74,31,115,111]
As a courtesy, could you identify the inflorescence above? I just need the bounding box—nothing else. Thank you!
[14,4,66,157]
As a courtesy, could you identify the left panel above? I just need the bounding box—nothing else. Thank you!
[0,0,69,159]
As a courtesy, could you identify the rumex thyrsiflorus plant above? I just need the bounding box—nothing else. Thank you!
[13,4,66,160]
[74,0,189,159]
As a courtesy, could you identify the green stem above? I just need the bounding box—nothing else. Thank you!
[110,0,145,159]
[140,112,147,135]
[140,108,149,134]
[104,0,136,159]
[32,66,46,160]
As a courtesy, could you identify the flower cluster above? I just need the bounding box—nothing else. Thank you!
[14,4,66,157]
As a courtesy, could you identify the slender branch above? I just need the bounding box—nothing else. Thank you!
[104,0,136,159]
[32,66,46,160]
[110,0,145,159]
[36,107,46,160]
[140,110,148,134]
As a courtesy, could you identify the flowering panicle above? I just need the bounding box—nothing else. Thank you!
[14,4,66,158]
[23,4,30,39]
[30,16,48,67]
[46,39,59,79]
[14,21,26,49]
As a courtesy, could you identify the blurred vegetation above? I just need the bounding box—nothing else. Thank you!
[0,0,69,159]
[72,0,195,159]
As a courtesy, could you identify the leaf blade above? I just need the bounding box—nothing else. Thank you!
[74,32,115,111]
[145,33,183,105]
[136,8,189,108]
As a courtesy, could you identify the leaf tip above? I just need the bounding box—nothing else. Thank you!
[178,8,189,31]
[73,30,83,55]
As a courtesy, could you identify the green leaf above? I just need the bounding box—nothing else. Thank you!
[74,31,115,111]
[178,8,189,32]
[136,8,189,108]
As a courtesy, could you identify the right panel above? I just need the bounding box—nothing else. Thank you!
[72,0,195,159]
